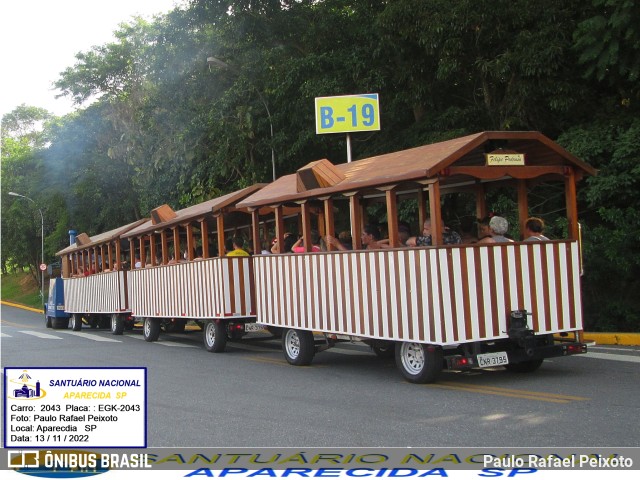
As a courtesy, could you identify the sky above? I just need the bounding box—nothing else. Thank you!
[0,0,183,119]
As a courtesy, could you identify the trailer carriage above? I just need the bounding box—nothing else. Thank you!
[120,184,266,350]
[52,219,148,330]
[49,130,596,384]
[237,131,596,383]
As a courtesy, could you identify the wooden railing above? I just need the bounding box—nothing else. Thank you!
[63,271,128,314]
[253,241,583,345]
[127,257,254,319]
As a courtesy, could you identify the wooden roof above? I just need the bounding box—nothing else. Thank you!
[55,218,148,256]
[122,184,266,239]
[237,131,596,209]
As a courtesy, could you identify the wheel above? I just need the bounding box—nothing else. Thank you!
[52,317,69,329]
[110,314,125,335]
[163,319,186,333]
[282,329,315,366]
[504,359,544,373]
[371,341,395,358]
[395,342,443,384]
[70,313,83,331]
[45,316,52,328]
[203,320,227,353]
[143,317,161,342]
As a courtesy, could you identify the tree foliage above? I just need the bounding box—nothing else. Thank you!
[2,0,639,330]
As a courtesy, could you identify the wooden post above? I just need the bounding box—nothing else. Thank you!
[517,180,529,240]
[385,188,399,247]
[349,194,363,250]
[138,237,146,267]
[251,209,261,254]
[129,239,136,268]
[216,214,226,257]
[274,205,285,253]
[172,226,181,261]
[149,233,157,266]
[417,188,428,232]
[200,219,210,259]
[428,182,443,245]
[161,230,169,264]
[300,201,312,252]
[475,181,487,220]
[186,224,195,261]
[322,197,336,251]
[115,239,122,270]
[565,167,579,240]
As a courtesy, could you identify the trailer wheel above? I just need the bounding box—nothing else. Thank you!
[282,329,315,366]
[395,342,443,383]
[70,313,83,331]
[111,314,125,335]
[504,359,544,373]
[45,316,52,328]
[203,320,227,353]
[143,317,160,342]
[52,317,69,330]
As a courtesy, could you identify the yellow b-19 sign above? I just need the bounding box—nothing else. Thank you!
[315,94,380,134]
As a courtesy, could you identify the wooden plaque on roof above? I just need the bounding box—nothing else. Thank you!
[296,159,345,192]
[151,204,177,225]
[75,233,91,246]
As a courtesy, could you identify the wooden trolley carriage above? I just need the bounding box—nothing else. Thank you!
[237,131,595,382]
[50,131,595,383]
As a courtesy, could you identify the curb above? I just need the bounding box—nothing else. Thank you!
[582,332,640,347]
[2,300,639,346]
[1,300,43,314]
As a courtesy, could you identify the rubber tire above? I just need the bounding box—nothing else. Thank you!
[111,314,125,335]
[395,342,443,384]
[52,317,69,330]
[203,320,227,353]
[282,329,315,366]
[70,313,83,331]
[504,358,544,373]
[45,316,52,328]
[143,317,161,342]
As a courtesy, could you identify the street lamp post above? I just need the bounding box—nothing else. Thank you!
[9,192,45,305]
[207,56,276,181]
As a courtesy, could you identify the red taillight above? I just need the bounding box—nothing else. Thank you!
[566,344,586,354]
[450,356,471,369]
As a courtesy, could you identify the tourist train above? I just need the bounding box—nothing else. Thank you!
[46,131,595,383]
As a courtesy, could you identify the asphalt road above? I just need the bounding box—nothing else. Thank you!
[2,304,639,448]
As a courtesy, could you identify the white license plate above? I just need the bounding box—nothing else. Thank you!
[244,323,264,333]
[477,351,509,368]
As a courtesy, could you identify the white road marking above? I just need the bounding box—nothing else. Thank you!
[584,352,640,363]
[18,330,63,339]
[60,331,121,342]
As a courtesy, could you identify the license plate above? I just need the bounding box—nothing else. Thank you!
[477,351,509,368]
[244,323,264,333]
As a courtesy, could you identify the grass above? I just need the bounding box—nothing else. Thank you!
[1,271,44,309]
